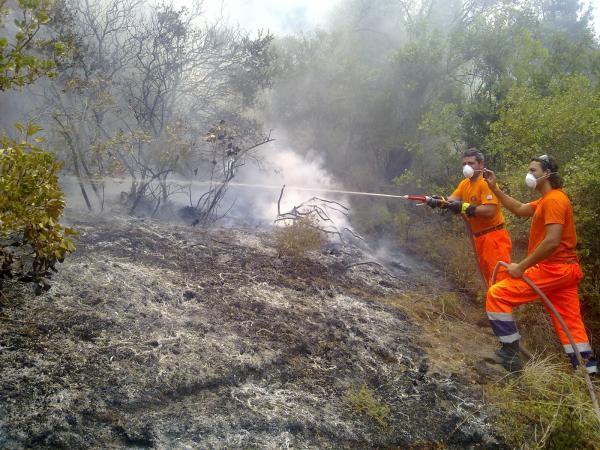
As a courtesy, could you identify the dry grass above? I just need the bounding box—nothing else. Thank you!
[396,212,585,361]
[486,355,600,449]
[400,216,484,298]
[274,216,326,262]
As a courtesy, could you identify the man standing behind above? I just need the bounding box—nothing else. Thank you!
[483,155,597,374]
[427,148,512,285]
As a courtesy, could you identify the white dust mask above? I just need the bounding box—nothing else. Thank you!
[525,173,537,188]
[525,172,557,189]
[463,165,475,178]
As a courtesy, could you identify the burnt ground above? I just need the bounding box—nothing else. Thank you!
[0,213,507,448]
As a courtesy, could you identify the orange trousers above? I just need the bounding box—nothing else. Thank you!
[486,262,596,372]
[474,228,512,286]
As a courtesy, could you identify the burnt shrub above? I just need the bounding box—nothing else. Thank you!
[274,216,326,263]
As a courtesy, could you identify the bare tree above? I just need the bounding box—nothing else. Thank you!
[42,0,275,218]
[42,0,141,210]
[180,120,274,226]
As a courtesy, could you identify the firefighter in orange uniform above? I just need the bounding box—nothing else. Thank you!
[483,155,597,373]
[427,148,512,285]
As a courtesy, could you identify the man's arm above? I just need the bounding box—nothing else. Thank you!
[471,204,496,218]
[483,169,534,217]
[507,223,562,278]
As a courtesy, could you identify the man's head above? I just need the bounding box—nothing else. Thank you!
[528,155,562,190]
[462,148,485,179]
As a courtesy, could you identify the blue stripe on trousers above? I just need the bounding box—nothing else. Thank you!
[489,319,518,338]
[567,351,597,369]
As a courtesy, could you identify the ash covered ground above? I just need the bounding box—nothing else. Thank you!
[0,213,505,448]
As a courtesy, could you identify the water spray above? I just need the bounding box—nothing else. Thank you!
[64,175,440,202]
[189,180,452,203]
[189,180,410,199]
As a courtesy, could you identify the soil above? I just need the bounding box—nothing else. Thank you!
[0,213,507,448]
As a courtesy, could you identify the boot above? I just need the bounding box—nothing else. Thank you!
[490,341,523,372]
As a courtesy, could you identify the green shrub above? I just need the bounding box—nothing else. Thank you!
[274,216,325,262]
[0,0,60,91]
[0,127,76,292]
[487,76,600,354]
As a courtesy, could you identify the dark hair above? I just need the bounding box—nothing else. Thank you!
[531,154,563,188]
[463,148,484,163]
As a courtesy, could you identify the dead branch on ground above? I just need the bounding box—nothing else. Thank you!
[275,186,363,243]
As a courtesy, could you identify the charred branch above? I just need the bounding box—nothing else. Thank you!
[275,186,361,243]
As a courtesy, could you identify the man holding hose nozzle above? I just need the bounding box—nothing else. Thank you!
[427,148,512,285]
[483,155,598,374]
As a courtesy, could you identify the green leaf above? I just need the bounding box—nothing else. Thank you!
[26,122,43,136]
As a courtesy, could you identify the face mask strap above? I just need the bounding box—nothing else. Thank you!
[539,171,558,180]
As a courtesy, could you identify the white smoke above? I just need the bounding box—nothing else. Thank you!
[218,143,352,230]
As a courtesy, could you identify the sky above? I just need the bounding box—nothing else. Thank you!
[198,0,337,34]
[195,0,600,37]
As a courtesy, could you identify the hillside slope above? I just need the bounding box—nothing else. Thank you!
[0,214,505,448]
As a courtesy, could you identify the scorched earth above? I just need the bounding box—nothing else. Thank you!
[0,213,504,448]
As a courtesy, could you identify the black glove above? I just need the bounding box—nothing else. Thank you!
[448,201,477,217]
[426,195,446,209]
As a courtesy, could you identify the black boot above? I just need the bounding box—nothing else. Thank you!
[491,341,523,372]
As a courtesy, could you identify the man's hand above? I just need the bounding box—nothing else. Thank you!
[507,263,525,278]
[447,200,462,213]
[447,201,477,217]
[483,168,497,191]
[426,195,446,209]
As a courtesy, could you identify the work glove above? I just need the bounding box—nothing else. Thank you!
[448,200,477,217]
[426,195,446,209]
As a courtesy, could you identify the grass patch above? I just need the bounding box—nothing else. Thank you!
[346,384,391,428]
[436,291,467,321]
[486,355,600,448]
[274,216,326,263]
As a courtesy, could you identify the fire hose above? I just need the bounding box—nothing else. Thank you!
[491,261,600,423]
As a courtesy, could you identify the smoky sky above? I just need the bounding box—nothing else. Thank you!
[189,0,600,37]
[182,0,338,34]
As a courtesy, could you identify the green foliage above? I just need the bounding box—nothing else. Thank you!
[487,75,600,329]
[0,1,72,292]
[346,384,391,428]
[274,216,325,262]
[565,151,600,310]
[487,76,599,167]
[0,0,60,90]
[0,126,75,290]
[487,356,600,448]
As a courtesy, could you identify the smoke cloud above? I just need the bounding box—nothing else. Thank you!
[222,141,351,226]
